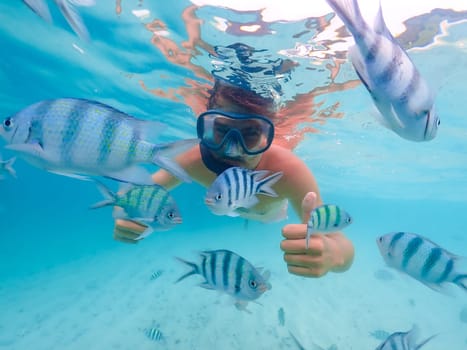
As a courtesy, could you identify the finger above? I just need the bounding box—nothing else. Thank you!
[280,236,324,254]
[301,192,317,224]
[283,253,323,267]
[113,235,139,244]
[282,223,307,239]
[286,265,327,278]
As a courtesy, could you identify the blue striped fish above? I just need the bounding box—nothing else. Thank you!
[150,269,164,280]
[326,0,440,141]
[0,98,197,184]
[143,327,163,341]
[90,182,182,239]
[22,0,94,41]
[376,232,467,293]
[0,155,16,179]
[306,204,352,248]
[205,166,283,216]
[375,325,436,350]
[175,249,271,311]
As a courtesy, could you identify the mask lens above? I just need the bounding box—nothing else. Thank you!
[197,110,274,155]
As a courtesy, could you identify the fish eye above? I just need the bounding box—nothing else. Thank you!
[248,280,257,289]
[3,117,13,130]
[167,211,175,219]
[437,119,440,126]
[346,217,352,223]
[215,193,222,201]
[378,237,383,242]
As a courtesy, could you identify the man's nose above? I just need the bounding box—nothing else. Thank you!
[223,137,243,157]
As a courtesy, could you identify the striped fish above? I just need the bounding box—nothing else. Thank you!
[143,327,163,341]
[0,98,197,184]
[326,0,440,141]
[150,269,164,280]
[175,249,271,311]
[22,0,94,41]
[205,166,283,216]
[376,232,467,293]
[375,325,436,350]
[0,155,16,179]
[90,181,182,239]
[306,204,352,248]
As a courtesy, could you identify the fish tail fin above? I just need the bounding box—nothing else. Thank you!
[23,0,52,23]
[326,0,367,36]
[56,0,91,41]
[257,171,283,197]
[453,274,467,292]
[89,180,117,209]
[415,334,437,350]
[151,138,199,183]
[174,257,199,283]
[4,157,17,178]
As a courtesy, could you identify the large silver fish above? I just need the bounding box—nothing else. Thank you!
[306,204,352,248]
[326,0,440,141]
[205,167,283,216]
[0,98,197,184]
[375,325,436,350]
[175,249,271,312]
[90,181,182,240]
[377,232,467,293]
[22,0,94,41]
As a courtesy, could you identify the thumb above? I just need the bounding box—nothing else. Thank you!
[301,192,317,224]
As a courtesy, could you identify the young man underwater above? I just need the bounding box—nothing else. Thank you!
[114,80,354,278]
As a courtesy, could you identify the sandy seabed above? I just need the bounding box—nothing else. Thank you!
[0,223,466,350]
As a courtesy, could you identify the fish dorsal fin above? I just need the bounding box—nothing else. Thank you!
[132,119,166,142]
[374,1,393,39]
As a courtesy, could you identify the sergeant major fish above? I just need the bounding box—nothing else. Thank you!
[205,166,283,216]
[0,98,197,185]
[175,249,271,312]
[375,325,436,350]
[90,181,182,240]
[306,204,352,248]
[376,232,467,293]
[326,0,440,141]
[22,0,94,41]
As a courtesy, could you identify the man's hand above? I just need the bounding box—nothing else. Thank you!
[113,219,147,244]
[280,192,352,277]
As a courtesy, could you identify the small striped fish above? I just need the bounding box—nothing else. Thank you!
[150,270,164,280]
[90,181,182,239]
[175,249,271,311]
[205,167,283,216]
[0,98,197,184]
[306,204,352,248]
[376,232,467,293]
[144,327,163,341]
[375,326,436,350]
[326,0,440,141]
[0,155,16,179]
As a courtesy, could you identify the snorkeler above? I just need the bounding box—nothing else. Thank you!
[114,79,354,278]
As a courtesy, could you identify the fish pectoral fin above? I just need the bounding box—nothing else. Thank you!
[198,282,215,290]
[234,300,252,314]
[5,142,46,158]
[103,166,153,185]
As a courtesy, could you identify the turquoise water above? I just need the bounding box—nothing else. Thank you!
[1,1,467,349]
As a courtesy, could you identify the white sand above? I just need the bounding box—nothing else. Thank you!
[0,221,466,350]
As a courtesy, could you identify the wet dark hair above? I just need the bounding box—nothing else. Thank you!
[207,79,277,120]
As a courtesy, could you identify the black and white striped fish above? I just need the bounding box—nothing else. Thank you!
[376,232,467,293]
[306,204,352,248]
[90,181,182,239]
[150,270,164,280]
[205,167,283,216]
[326,0,440,141]
[375,325,436,350]
[175,249,271,311]
[0,98,197,184]
[143,327,163,341]
[22,0,94,41]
